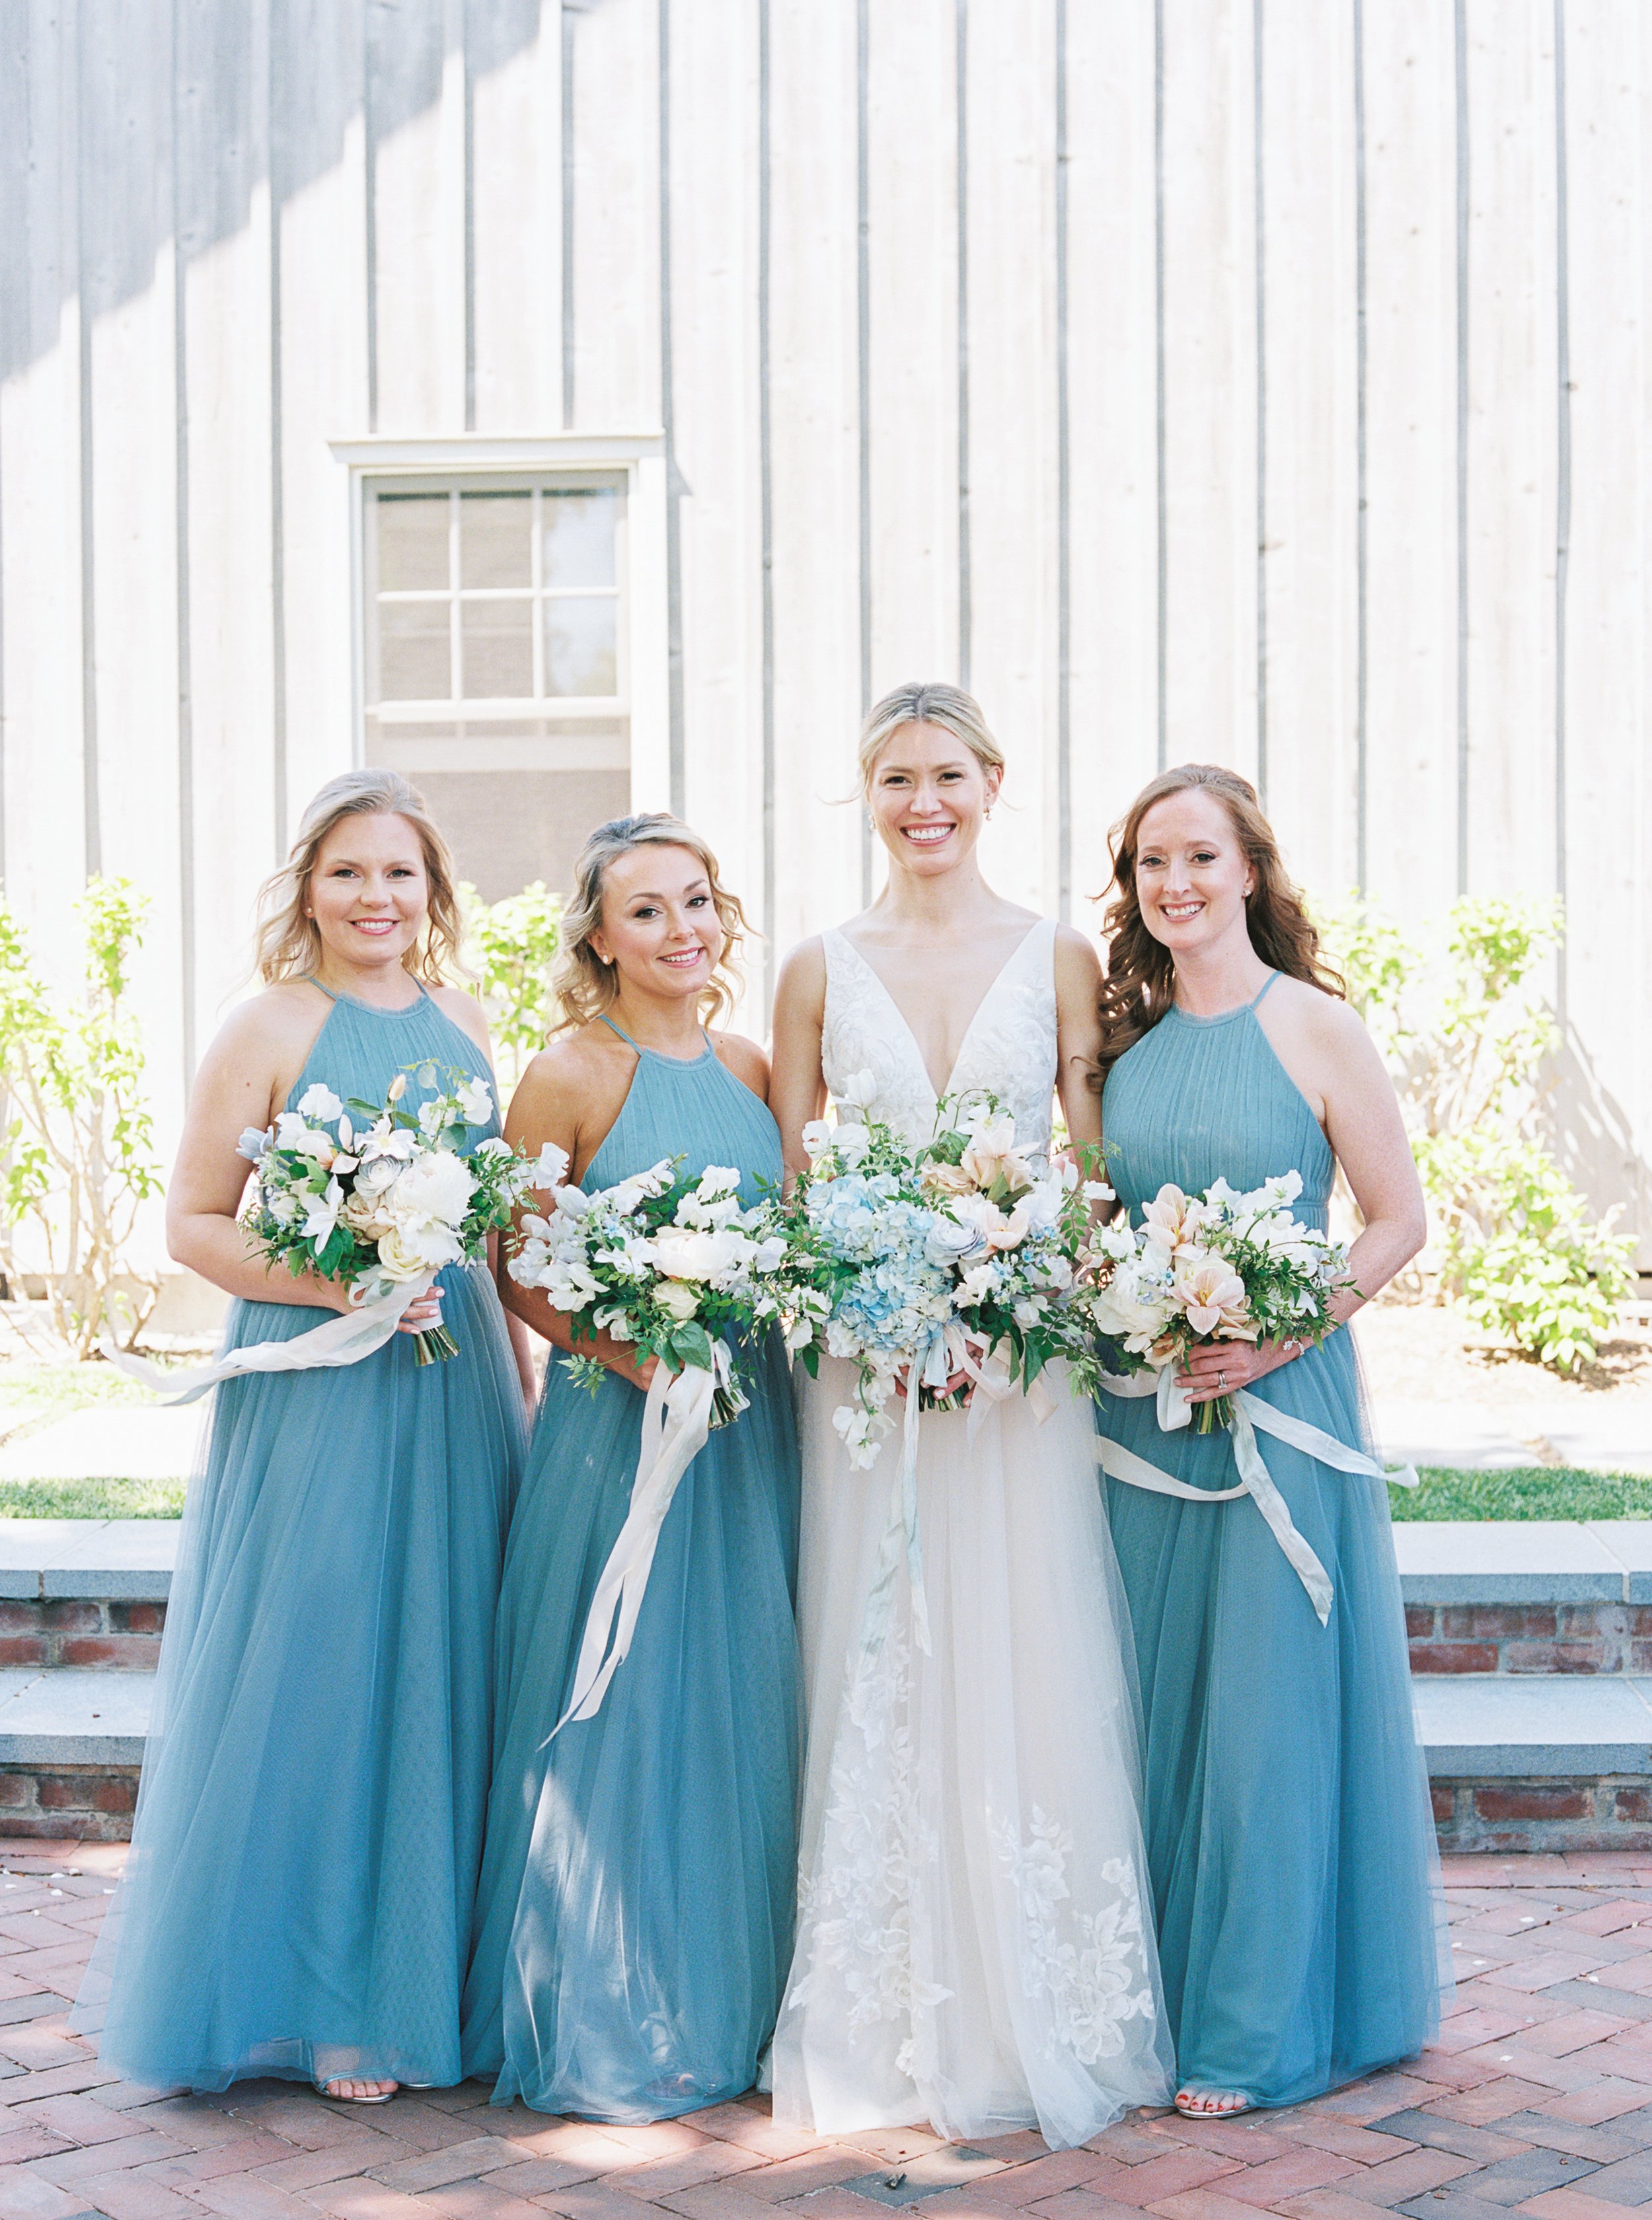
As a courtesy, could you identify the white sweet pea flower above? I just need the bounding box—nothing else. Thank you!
[456,1077,494,1127]
[696,1166,741,1199]
[1082,1178,1115,1203]
[418,1098,447,1138]
[958,1261,1000,1304]
[1014,1296,1048,1327]
[297,1083,343,1122]
[474,1136,512,1160]
[800,1119,833,1160]
[832,1123,872,1167]
[527,1141,572,1191]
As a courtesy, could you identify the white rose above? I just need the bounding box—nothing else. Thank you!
[649,1225,745,1282]
[654,1278,701,1321]
[377,1226,430,1282]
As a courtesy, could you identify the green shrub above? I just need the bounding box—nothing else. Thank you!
[458,881,563,1093]
[0,881,163,1356]
[1316,891,1632,1373]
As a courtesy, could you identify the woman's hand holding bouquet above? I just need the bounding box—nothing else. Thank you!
[1085,1171,1348,1431]
[508,1154,806,1423]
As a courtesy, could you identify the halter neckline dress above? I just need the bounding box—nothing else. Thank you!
[461,1023,802,2122]
[1099,980,1448,2107]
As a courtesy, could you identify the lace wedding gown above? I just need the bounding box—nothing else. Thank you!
[769,918,1175,2150]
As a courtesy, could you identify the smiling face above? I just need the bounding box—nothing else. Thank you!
[589,842,724,1006]
[866,721,1000,877]
[1133,788,1256,958]
[307,811,430,975]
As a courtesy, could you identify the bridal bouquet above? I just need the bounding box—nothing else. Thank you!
[1085,1170,1348,1430]
[508,1154,806,1424]
[788,1077,1107,1468]
[241,1067,554,1364]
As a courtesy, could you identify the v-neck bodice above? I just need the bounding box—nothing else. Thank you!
[820,916,1059,1146]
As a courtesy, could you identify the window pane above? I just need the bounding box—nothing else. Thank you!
[379,600,452,700]
[542,488,618,589]
[461,492,532,588]
[377,494,449,590]
[463,599,534,698]
[544,597,618,697]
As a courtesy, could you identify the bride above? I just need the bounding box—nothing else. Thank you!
[766,684,1174,2149]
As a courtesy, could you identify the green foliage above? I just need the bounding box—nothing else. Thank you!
[1316,891,1632,1374]
[0,1475,184,1520]
[0,881,163,1356]
[1389,1465,1652,1522]
[457,881,562,1091]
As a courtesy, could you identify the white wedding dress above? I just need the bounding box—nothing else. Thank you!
[769,918,1175,2151]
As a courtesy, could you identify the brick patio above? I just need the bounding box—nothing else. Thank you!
[6,1848,1652,2220]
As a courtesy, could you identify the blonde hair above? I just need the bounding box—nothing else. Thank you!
[253,770,465,986]
[552,813,749,1032]
[856,681,1005,792]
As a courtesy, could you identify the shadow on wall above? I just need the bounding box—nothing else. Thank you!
[1546,1027,1651,1276]
[0,0,551,387]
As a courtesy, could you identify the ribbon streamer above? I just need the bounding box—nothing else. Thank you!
[1096,1366,1418,1626]
[103,1271,438,1407]
[550,1345,733,1734]
[858,1325,1061,1667]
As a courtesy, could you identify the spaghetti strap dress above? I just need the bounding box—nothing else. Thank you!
[1098,975,1448,2108]
[461,1022,802,2122]
[73,982,526,2092]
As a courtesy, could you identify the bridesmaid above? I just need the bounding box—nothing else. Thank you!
[74,770,533,2100]
[1094,764,1447,2118]
[461,813,800,2122]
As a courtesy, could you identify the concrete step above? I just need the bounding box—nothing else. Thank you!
[0,1667,149,1843]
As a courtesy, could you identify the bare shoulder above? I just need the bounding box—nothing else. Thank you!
[773,935,827,1017]
[517,1026,622,1100]
[429,982,492,1058]
[711,1028,771,1102]
[1271,975,1367,1043]
[202,981,324,1070]
[1053,922,1104,987]
[1263,977,1382,1086]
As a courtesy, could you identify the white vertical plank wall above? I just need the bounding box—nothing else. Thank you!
[0,0,1648,1270]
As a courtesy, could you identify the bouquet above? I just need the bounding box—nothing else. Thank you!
[1084,1170,1348,1430]
[509,1154,806,1423]
[240,1066,557,1363]
[788,1076,1108,1469]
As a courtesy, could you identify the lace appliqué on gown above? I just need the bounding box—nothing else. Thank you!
[993,1810,1157,2068]
[787,1631,950,2083]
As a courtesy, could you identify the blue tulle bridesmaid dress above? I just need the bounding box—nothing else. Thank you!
[461,1021,801,2122]
[73,984,525,2092]
[1097,975,1448,2108]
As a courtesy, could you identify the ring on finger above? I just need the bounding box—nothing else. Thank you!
[1217,1370,1228,1392]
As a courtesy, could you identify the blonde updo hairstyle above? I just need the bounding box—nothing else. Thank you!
[253,768,465,986]
[552,813,749,1033]
[856,681,1005,794]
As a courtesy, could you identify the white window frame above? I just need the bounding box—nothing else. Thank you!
[330,435,668,805]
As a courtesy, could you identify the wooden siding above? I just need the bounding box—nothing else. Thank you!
[0,0,1647,1263]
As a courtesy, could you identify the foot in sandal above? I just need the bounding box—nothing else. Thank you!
[1175,2087,1254,2118]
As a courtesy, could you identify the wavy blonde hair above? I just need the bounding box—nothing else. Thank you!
[552,813,749,1032]
[856,681,1005,790]
[254,769,465,986]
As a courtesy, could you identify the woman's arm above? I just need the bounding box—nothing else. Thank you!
[1179,995,1425,1404]
[1053,925,1106,1166]
[431,988,539,1401]
[495,1046,656,1393]
[769,938,829,1185]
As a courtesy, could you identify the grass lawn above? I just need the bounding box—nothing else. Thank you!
[1391,1466,1652,1521]
[0,1475,185,1519]
[0,1361,188,1518]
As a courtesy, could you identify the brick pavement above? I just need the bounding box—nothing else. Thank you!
[9,1847,1652,2220]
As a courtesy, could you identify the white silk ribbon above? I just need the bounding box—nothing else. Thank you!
[1096,1366,1419,1626]
[102,1271,438,1406]
[858,1325,1061,1666]
[550,1344,732,1734]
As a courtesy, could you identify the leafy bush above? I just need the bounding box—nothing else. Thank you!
[457,881,563,1093]
[0,880,163,1355]
[1316,892,1633,1372]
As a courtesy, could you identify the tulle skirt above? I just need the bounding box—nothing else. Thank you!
[1100,1328,1450,2107]
[461,1331,801,2121]
[770,1358,1176,2151]
[71,1264,525,2092]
